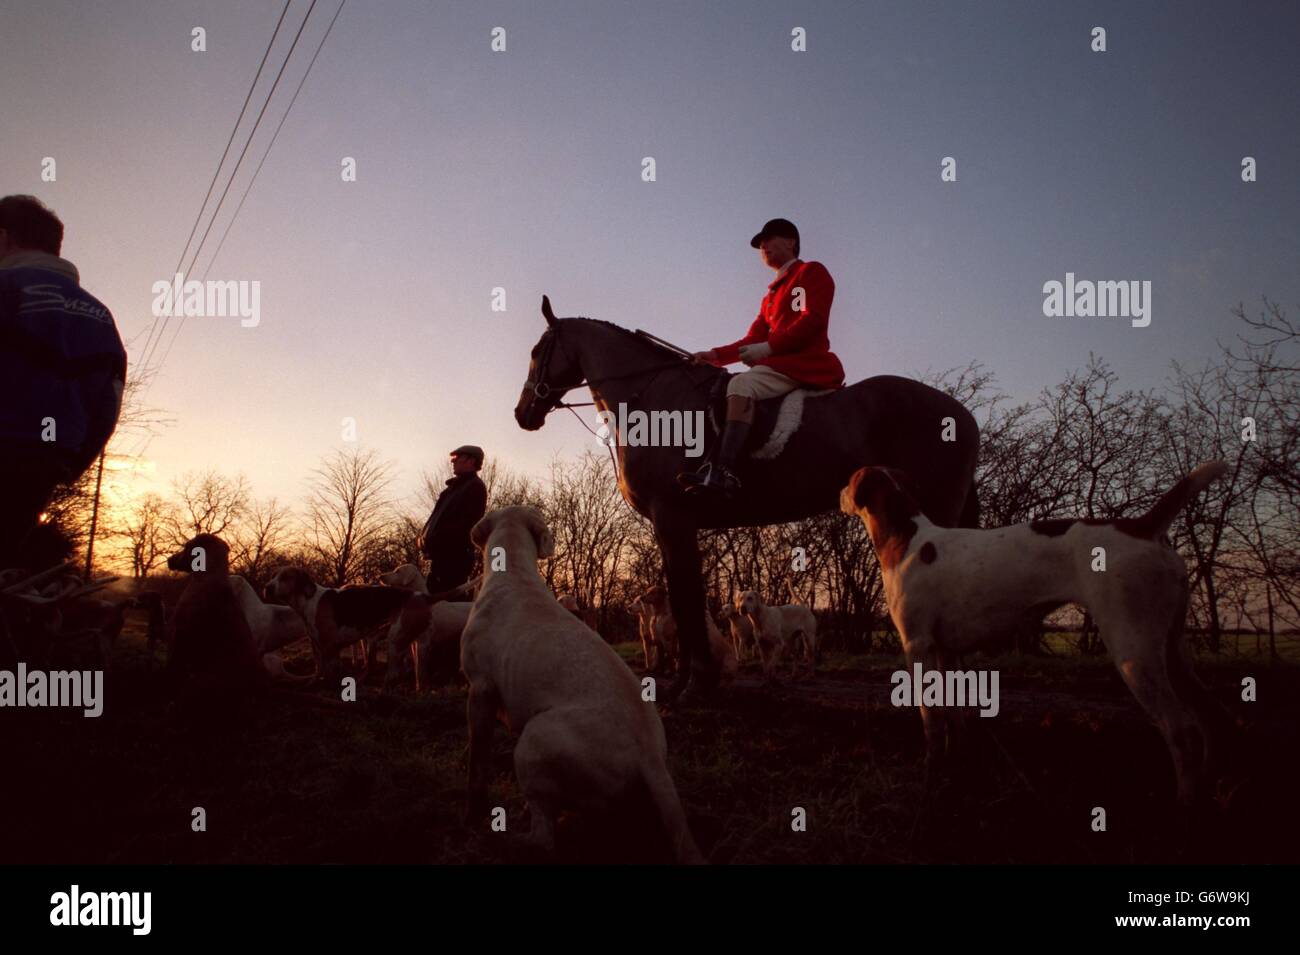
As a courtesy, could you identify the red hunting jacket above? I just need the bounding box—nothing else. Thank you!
[711,259,845,389]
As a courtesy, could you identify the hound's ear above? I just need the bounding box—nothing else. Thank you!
[296,570,315,599]
[841,468,867,513]
[470,513,495,549]
[526,510,556,559]
[541,295,557,327]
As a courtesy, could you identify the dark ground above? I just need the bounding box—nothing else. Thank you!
[2,613,1297,865]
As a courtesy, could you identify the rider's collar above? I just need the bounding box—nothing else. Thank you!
[768,258,801,288]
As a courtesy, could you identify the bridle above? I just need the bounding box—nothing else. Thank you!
[521,325,580,419]
[521,321,715,467]
[523,322,708,417]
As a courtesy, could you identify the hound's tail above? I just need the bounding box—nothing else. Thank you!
[1132,461,1228,539]
[261,653,314,684]
[786,577,815,610]
[643,762,706,864]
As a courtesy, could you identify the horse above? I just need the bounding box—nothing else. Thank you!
[515,296,980,698]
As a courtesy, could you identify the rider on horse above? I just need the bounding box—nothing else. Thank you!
[678,218,845,496]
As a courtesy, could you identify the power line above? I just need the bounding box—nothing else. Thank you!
[134,0,292,374]
[144,0,322,379]
[193,0,345,283]
[129,0,346,463]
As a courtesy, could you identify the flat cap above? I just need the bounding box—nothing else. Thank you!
[450,444,484,465]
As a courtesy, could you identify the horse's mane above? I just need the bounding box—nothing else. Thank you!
[559,315,687,361]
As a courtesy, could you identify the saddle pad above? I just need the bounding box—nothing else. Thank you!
[706,371,835,460]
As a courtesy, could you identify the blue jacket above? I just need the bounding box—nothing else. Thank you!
[0,252,127,475]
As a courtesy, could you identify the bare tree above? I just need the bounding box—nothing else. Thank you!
[168,470,250,545]
[115,493,174,577]
[230,497,294,588]
[306,448,396,587]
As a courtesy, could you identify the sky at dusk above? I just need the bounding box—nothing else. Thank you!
[2,0,1297,517]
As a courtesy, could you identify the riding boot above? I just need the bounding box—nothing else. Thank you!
[678,419,750,496]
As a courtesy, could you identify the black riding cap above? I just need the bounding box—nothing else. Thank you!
[750,218,799,249]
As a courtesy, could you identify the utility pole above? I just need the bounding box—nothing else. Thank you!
[84,450,106,578]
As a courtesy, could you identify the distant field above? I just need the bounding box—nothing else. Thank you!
[2,618,1297,864]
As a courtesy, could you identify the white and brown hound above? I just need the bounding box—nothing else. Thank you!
[264,567,411,680]
[228,575,314,683]
[840,461,1231,804]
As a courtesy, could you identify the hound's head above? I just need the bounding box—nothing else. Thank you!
[378,563,425,591]
[720,602,741,622]
[265,566,317,605]
[514,297,586,431]
[470,506,555,560]
[167,533,231,574]
[840,467,924,520]
[738,590,763,616]
[840,467,925,567]
[638,584,669,612]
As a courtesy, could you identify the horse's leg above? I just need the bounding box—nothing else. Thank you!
[654,514,717,699]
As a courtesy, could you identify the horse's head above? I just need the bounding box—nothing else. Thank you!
[514,296,587,431]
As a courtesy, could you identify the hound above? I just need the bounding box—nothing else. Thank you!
[227,575,314,684]
[264,567,411,681]
[637,585,736,683]
[839,462,1232,804]
[630,592,658,671]
[636,586,681,673]
[166,534,263,692]
[738,589,818,681]
[383,596,472,691]
[462,506,704,862]
[720,601,756,662]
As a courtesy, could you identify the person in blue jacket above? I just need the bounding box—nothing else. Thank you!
[0,195,127,568]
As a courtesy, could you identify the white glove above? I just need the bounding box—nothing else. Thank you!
[738,342,773,366]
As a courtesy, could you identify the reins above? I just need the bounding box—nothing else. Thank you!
[527,322,716,477]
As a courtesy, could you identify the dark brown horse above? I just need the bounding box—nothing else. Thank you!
[515,297,980,697]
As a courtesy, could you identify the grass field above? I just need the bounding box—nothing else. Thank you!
[3,614,1297,865]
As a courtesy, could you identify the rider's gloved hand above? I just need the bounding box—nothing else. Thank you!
[738,342,772,366]
[690,350,719,365]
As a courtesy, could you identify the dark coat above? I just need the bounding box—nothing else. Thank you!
[419,472,488,559]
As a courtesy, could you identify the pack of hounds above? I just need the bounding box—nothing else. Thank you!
[3,461,1236,863]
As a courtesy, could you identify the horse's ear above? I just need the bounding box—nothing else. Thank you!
[541,295,557,327]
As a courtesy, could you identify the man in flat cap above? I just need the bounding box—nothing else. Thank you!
[678,218,845,496]
[419,444,488,594]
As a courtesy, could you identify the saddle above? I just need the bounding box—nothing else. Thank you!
[705,371,835,461]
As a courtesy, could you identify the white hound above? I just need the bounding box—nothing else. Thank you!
[461,506,703,862]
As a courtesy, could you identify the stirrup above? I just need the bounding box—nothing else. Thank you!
[676,462,713,489]
[678,462,740,496]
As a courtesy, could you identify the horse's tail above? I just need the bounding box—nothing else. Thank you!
[958,482,981,529]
